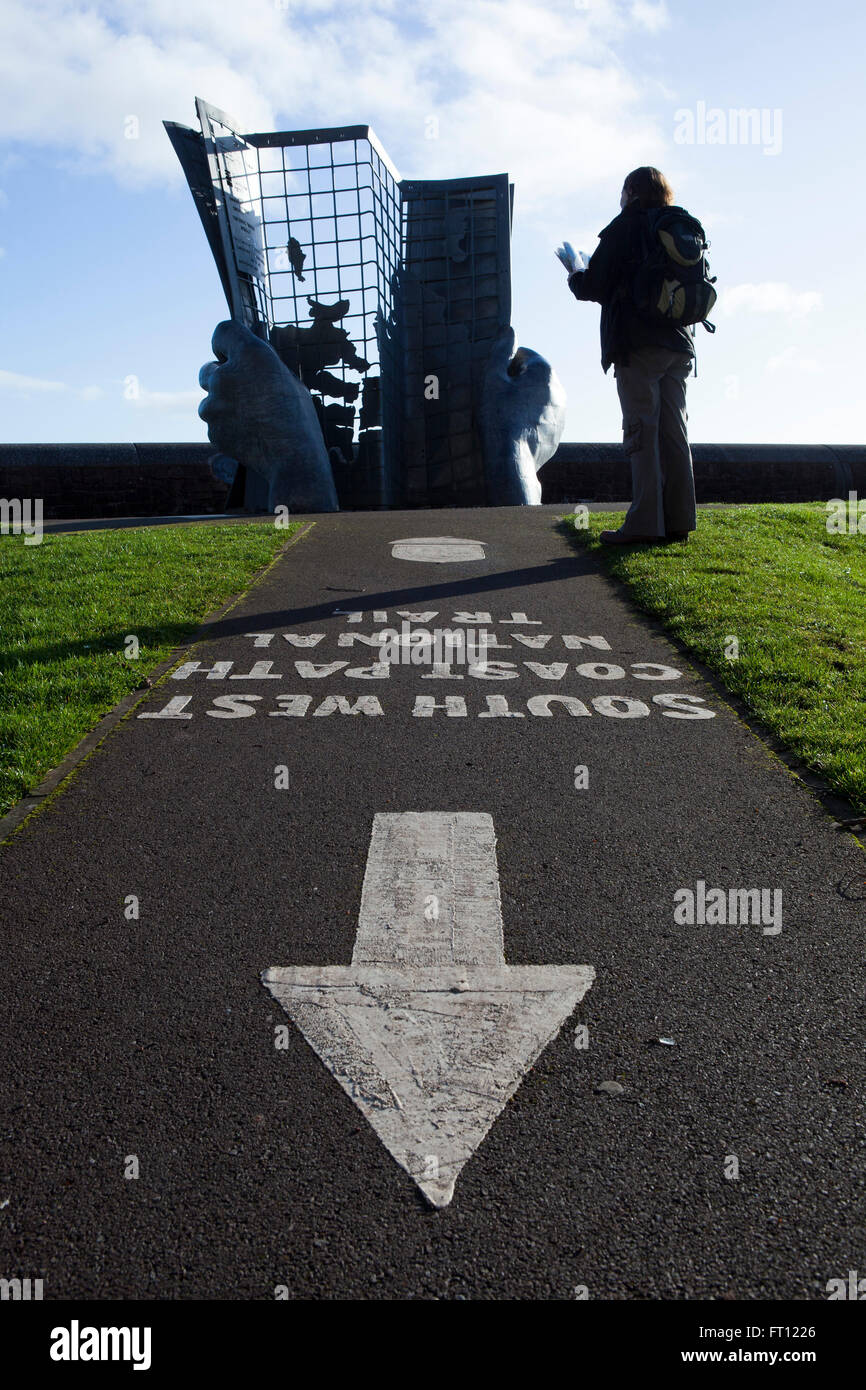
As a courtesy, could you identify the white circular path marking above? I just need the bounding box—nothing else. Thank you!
[390,537,487,562]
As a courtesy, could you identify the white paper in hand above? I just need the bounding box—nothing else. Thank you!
[555,242,589,273]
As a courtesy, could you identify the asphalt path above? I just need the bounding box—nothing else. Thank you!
[1,505,864,1300]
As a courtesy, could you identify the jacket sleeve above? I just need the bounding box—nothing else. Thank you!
[567,223,624,305]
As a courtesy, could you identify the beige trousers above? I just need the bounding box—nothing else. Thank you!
[614,345,696,537]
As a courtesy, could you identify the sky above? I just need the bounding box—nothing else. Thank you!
[0,0,862,446]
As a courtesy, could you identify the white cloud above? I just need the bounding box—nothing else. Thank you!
[629,2,671,32]
[766,346,823,375]
[721,283,823,318]
[699,210,743,232]
[0,370,106,397]
[0,0,672,209]
[125,387,204,412]
[569,0,669,33]
[0,368,69,393]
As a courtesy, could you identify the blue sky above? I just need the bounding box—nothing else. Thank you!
[0,0,862,445]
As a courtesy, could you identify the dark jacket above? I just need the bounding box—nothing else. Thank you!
[568,201,695,372]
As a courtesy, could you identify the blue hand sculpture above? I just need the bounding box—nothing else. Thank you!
[199,319,338,513]
[480,327,567,505]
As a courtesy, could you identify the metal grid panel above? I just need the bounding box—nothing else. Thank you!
[176,106,514,509]
[197,106,403,506]
[257,136,398,371]
[255,132,402,507]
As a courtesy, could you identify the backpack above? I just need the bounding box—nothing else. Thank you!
[630,207,717,332]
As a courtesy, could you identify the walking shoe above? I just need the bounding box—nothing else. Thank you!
[599,529,662,545]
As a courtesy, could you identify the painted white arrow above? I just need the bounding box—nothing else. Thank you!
[262,812,594,1207]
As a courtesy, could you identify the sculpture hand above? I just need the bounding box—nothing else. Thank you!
[199,319,338,513]
[480,327,567,505]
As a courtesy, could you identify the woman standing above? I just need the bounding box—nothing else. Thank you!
[565,167,698,544]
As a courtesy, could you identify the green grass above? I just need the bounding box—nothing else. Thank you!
[0,521,302,817]
[563,504,866,814]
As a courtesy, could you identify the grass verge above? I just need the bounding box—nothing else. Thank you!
[563,504,866,814]
[0,521,302,816]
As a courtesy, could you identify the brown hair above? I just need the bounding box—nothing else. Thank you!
[623,166,674,208]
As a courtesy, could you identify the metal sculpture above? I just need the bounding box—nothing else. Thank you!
[166,100,565,510]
